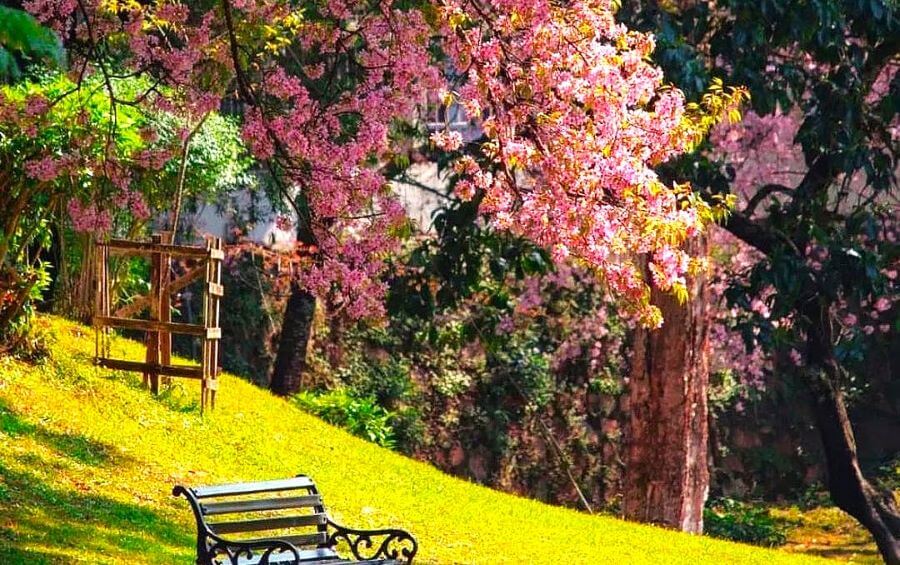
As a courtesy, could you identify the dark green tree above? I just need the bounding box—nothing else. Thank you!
[619,1,899,560]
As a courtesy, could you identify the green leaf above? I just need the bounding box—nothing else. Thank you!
[0,7,65,82]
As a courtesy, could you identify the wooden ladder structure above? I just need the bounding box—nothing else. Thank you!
[93,233,224,413]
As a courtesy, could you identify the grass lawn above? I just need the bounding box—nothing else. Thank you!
[774,505,880,564]
[0,316,832,564]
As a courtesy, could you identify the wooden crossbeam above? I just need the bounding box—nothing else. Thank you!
[96,357,204,379]
[105,238,214,259]
[93,315,207,336]
[113,265,206,318]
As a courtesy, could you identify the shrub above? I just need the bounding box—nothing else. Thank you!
[704,498,788,547]
[328,338,425,453]
[294,389,396,449]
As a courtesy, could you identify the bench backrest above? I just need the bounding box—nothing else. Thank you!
[177,475,330,550]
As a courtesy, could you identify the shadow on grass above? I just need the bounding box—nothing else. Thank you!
[0,403,194,563]
[0,463,193,563]
[0,401,119,467]
[0,545,56,565]
[799,544,880,561]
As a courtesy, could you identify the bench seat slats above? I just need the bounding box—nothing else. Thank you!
[193,477,315,498]
[210,514,327,534]
[202,495,323,515]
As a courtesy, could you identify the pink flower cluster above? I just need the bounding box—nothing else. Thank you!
[649,248,690,291]
[708,101,898,390]
[22,0,77,34]
[430,130,463,151]
[437,0,712,322]
[67,199,112,233]
[495,263,630,376]
[275,215,295,233]
[114,189,151,221]
[234,1,440,319]
[711,111,802,211]
[25,154,70,182]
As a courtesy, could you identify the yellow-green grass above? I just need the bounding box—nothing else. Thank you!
[0,316,829,564]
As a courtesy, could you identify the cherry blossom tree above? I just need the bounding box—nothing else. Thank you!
[10,0,739,381]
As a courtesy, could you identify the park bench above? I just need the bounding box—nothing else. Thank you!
[174,475,417,565]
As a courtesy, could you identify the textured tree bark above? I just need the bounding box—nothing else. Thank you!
[623,236,710,533]
[269,282,316,396]
[803,302,900,564]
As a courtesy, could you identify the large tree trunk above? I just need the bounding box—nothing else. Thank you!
[804,302,900,564]
[270,218,319,396]
[270,282,316,396]
[623,237,711,533]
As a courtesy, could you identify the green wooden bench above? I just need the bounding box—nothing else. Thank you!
[174,475,417,565]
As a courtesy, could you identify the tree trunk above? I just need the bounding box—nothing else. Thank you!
[804,302,900,564]
[270,282,316,396]
[623,236,711,533]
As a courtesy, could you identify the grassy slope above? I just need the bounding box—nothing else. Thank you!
[0,316,830,565]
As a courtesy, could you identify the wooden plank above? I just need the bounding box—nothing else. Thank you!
[103,242,111,358]
[93,316,207,336]
[96,358,204,379]
[147,233,162,395]
[103,238,212,259]
[160,231,173,388]
[209,514,326,535]
[94,239,103,360]
[201,495,323,516]
[240,534,329,551]
[201,247,212,414]
[192,477,315,499]
[208,237,223,412]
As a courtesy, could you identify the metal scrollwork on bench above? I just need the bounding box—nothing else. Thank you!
[206,538,301,565]
[206,535,300,565]
[326,519,418,564]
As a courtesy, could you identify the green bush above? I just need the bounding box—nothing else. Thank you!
[330,337,425,453]
[294,389,396,449]
[704,498,788,547]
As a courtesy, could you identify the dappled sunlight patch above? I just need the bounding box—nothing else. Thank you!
[772,505,881,564]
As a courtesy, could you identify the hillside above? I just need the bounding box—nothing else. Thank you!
[0,316,830,564]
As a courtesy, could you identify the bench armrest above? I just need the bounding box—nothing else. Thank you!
[326,518,418,564]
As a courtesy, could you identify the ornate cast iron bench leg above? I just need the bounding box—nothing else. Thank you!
[326,519,418,564]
